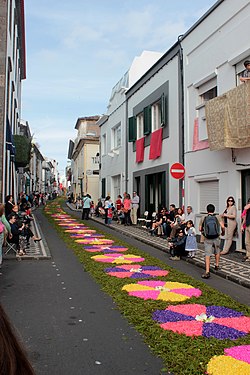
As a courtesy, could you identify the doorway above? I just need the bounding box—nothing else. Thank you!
[145,172,166,215]
[241,170,250,249]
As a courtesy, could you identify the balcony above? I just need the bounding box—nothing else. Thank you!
[205,81,250,151]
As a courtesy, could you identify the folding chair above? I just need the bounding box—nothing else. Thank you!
[137,211,149,227]
[145,212,156,230]
[5,240,18,255]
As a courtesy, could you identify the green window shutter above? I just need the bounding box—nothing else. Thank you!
[128,116,136,142]
[161,93,168,127]
[143,106,151,135]
[101,178,106,198]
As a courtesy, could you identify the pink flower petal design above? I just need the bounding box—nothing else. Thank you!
[171,288,202,298]
[129,290,160,300]
[160,320,203,336]
[138,280,166,287]
[214,317,250,333]
[225,345,250,365]
[168,304,206,317]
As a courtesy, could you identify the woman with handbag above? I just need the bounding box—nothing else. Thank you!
[220,196,237,255]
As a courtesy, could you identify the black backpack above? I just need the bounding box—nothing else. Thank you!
[203,215,220,239]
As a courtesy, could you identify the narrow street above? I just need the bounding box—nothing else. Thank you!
[0,205,249,375]
[0,207,164,375]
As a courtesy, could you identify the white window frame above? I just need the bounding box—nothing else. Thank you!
[112,124,121,149]
[136,112,144,140]
[196,80,217,141]
[151,99,161,132]
[102,133,107,155]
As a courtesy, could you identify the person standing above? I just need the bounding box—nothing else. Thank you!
[104,196,112,224]
[185,220,197,258]
[220,196,237,255]
[131,191,139,225]
[82,194,91,220]
[241,199,250,262]
[123,193,132,226]
[199,204,225,279]
[240,60,250,82]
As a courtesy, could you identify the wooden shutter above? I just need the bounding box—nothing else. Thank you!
[101,178,106,198]
[161,93,168,127]
[128,116,136,142]
[143,106,151,135]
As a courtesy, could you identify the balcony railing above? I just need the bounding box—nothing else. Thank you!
[205,81,250,151]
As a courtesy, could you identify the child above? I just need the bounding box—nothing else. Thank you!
[107,206,113,225]
[185,220,197,258]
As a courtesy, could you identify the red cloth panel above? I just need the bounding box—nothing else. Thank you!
[136,137,145,163]
[149,127,163,160]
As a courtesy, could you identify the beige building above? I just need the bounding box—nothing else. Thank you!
[69,116,100,203]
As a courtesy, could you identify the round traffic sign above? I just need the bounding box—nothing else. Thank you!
[170,162,185,179]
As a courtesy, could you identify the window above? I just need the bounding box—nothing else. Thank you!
[102,134,107,155]
[196,79,217,140]
[112,124,121,149]
[236,57,250,85]
[200,87,217,103]
[151,99,161,132]
[92,153,99,164]
[199,180,219,213]
[136,113,144,139]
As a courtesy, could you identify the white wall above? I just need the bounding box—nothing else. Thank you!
[127,55,180,204]
[182,0,250,246]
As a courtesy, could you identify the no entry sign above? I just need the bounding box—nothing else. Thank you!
[170,162,185,179]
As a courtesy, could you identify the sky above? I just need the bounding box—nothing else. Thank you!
[22,0,216,176]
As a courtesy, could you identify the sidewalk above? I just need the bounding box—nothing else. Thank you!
[3,209,51,261]
[67,203,250,289]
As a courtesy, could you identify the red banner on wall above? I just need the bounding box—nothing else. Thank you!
[149,127,163,160]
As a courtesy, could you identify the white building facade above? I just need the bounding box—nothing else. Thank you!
[127,44,183,214]
[99,51,162,202]
[181,0,250,248]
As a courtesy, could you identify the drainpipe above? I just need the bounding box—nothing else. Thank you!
[124,96,128,193]
[178,35,185,209]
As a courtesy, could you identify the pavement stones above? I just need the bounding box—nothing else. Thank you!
[67,203,250,289]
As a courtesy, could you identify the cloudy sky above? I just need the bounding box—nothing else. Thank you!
[22,0,216,175]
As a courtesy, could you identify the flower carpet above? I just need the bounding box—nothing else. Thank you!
[122,281,201,302]
[46,201,250,375]
[91,253,145,264]
[152,304,250,339]
[84,245,128,253]
[105,265,169,279]
[70,233,104,238]
[75,238,114,245]
[207,345,250,374]
[65,229,96,234]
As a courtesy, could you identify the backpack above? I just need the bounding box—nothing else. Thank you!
[202,215,220,239]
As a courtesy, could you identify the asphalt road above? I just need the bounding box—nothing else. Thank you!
[0,208,165,375]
